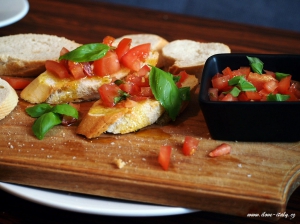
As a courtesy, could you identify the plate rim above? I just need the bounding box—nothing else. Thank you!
[0,0,29,28]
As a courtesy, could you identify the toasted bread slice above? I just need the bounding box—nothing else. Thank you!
[20,51,159,104]
[76,74,198,139]
[162,40,231,79]
[0,34,81,77]
[0,78,18,120]
[113,34,169,68]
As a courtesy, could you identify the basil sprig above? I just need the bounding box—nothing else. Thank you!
[59,43,110,62]
[247,56,264,74]
[267,93,290,101]
[275,72,290,81]
[26,103,79,140]
[149,66,190,121]
[228,75,256,91]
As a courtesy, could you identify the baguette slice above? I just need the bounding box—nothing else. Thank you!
[0,78,18,120]
[0,33,81,77]
[76,74,198,139]
[162,40,231,78]
[112,34,169,68]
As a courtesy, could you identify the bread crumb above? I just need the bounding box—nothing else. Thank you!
[114,158,126,169]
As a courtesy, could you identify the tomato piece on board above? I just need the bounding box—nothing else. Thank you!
[93,51,121,77]
[68,61,86,79]
[121,43,151,71]
[98,83,122,107]
[183,136,199,156]
[277,75,291,94]
[115,38,132,60]
[158,145,172,170]
[45,60,71,79]
[102,36,115,46]
[208,143,231,157]
[1,76,33,90]
[211,74,231,91]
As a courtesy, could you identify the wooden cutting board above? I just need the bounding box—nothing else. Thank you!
[0,88,299,217]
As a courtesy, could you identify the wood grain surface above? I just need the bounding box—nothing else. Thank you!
[1,0,300,223]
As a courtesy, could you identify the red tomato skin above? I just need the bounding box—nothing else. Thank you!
[119,82,140,96]
[221,93,238,101]
[247,72,276,91]
[245,91,262,101]
[1,76,33,90]
[263,80,278,93]
[98,83,122,107]
[237,92,249,101]
[68,61,86,79]
[102,36,115,46]
[222,67,232,77]
[45,60,71,79]
[158,145,172,170]
[208,143,231,157]
[121,43,151,71]
[183,136,199,156]
[93,51,121,77]
[277,75,291,94]
[115,38,132,60]
[211,74,231,92]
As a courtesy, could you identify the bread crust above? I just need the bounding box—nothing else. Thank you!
[0,78,18,120]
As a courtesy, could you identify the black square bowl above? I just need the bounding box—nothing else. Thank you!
[198,53,300,142]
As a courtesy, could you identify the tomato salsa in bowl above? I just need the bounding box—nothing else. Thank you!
[198,53,300,142]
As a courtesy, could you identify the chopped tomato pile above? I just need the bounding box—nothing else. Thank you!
[209,56,300,102]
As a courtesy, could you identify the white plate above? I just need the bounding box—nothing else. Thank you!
[0,182,198,217]
[0,0,29,28]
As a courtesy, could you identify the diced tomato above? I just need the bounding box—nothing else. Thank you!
[125,73,149,87]
[245,91,261,101]
[129,95,149,102]
[289,81,300,99]
[182,136,199,156]
[258,88,271,101]
[93,51,121,77]
[158,145,172,170]
[1,76,33,90]
[175,70,189,87]
[211,74,231,91]
[115,38,132,60]
[60,47,69,56]
[263,80,278,93]
[208,88,218,101]
[81,62,93,77]
[286,91,298,101]
[264,70,276,78]
[238,67,251,77]
[98,83,122,107]
[45,60,71,79]
[119,82,140,95]
[222,67,232,77]
[140,87,153,97]
[237,92,249,101]
[221,93,238,101]
[247,72,276,91]
[68,61,86,79]
[137,65,151,77]
[121,43,151,71]
[102,36,115,46]
[208,143,231,157]
[277,75,291,94]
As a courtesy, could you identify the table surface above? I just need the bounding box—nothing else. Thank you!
[1,0,300,223]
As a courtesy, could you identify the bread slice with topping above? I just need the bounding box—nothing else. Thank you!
[162,40,231,78]
[76,74,198,139]
[0,33,81,77]
[113,34,168,68]
[0,78,18,120]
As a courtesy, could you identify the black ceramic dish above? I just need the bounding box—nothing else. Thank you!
[198,53,300,142]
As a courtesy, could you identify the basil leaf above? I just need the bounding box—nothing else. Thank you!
[59,43,110,62]
[25,103,53,118]
[149,67,183,121]
[275,72,290,81]
[247,56,264,74]
[228,76,241,86]
[32,112,62,140]
[229,87,241,97]
[114,90,130,104]
[228,76,256,91]
[267,93,290,101]
[178,87,191,101]
[114,79,125,85]
[51,104,79,119]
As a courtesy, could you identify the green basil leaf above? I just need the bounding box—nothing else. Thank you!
[228,76,256,91]
[51,104,79,119]
[149,66,182,121]
[114,79,125,85]
[275,72,290,81]
[228,76,242,86]
[59,43,110,62]
[229,87,241,97]
[267,93,290,101]
[247,56,264,74]
[178,87,191,101]
[25,103,53,118]
[32,112,62,140]
[114,90,130,104]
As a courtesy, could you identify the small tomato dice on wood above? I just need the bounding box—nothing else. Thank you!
[158,145,172,170]
[208,143,231,157]
[183,136,199,156]
[1,76,33,90]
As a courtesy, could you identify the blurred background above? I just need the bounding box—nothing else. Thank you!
[93,0,300,33]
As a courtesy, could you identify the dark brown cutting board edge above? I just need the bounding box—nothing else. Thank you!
[0,89,299,218]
